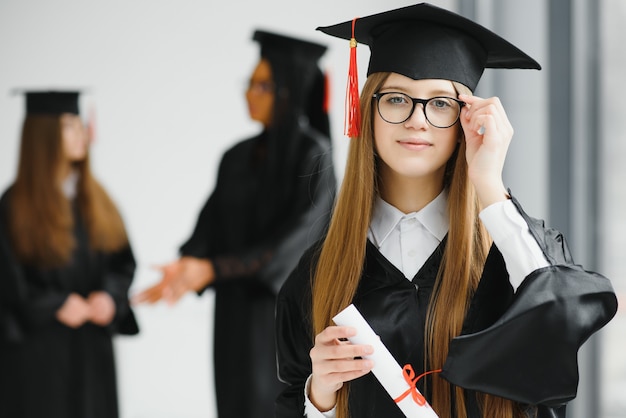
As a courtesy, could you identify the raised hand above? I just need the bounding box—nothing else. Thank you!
[459,93,512,207]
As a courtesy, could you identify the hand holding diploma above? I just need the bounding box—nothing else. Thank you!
[332,304,440,418]
[308,323,375,412]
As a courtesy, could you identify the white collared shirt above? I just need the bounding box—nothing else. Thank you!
[303,193,549,417]
[62,170,79,199]
[367,191,449,281]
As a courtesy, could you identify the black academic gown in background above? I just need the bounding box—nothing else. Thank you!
[275,196,617,418]
[0,189,138,418]
[180,127,336,418]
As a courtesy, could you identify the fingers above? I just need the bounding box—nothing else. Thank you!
[459,94,512,139]
[133,260,184,305]
[132,283,167,304]
[56,293,91,328]
[315,325,356,343]
[310,326,375,384]
[308,326,375,410]
[87,292,116,325]
[163,278,189,305]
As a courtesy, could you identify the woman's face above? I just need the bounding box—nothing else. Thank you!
[61,114,89,162]
[373,74,460,186]
[246,58,275,127]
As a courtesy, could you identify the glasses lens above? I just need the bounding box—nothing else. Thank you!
[425,97,461,128]
[377,92,414,124]
[247,80,274,94]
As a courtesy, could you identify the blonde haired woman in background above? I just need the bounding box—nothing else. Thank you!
[0,91,138,418]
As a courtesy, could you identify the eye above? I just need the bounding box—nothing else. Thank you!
[384,93,411,106]
[248,80,275,94]
[428,97,456,112]
[432,98,451,108]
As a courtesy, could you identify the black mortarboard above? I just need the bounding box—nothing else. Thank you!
[253,30,327,65]
[23,91,80,116]
[317,3,541,137]
[317,2,540,91]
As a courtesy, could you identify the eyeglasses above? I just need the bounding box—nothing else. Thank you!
[372,92,465,128]
[247,80,275,95]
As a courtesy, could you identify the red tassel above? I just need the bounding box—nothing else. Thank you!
[344,17,361,138]
[323,71,331,114]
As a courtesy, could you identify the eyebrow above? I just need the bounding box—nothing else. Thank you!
[379,85,457,96]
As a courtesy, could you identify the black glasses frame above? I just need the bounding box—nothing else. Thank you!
[372,92,466,128]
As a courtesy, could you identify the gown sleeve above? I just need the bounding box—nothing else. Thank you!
[182,138,335,294]
[255,144,335,294]
[102,242,139,335]
[440,194,618,407]
[0,194,68,341]
[0,211,29,342]
[275,245,319,418]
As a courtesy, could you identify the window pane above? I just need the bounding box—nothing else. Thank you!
[600,1,626,417]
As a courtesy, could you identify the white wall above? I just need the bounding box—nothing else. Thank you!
[0,1,439,417]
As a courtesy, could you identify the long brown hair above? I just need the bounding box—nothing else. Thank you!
[311,74,524,417]
[8,114,128,268]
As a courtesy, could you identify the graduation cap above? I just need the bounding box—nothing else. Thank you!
[253,29,327,65]
[316,2,541,136]
[15,91,81,116]
[252,30,331,136]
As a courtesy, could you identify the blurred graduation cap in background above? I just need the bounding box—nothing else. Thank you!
[253,29,327,67]
[12,90,82,116]
[252,29,330,139]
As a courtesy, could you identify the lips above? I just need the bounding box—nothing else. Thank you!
[397,138,432,150]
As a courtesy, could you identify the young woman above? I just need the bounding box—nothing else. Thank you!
[0,91,138,418]
[275,4,617,418]
[134,30,337,418]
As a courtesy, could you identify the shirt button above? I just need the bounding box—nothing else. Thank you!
[408,249,417,257]
[406,218,417,225]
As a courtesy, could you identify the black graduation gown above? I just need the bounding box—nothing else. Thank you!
[180,128,336,418]
[275,196,617,418]
[0,189,138,418]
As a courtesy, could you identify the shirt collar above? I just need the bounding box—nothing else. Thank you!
[62,170,79,199]
[369,190,449,247]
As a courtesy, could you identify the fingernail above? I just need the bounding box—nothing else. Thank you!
[363,345,374,355]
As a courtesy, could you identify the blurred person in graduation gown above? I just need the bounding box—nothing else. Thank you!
[134,30,336,418]
[275,3,618,418]
[0,91,139,418]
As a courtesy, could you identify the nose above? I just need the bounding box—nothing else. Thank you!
[403,103,429,129]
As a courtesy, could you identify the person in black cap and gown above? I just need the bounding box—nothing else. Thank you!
[275,3,617,418]
[0,91,139,418]
[135,30,336,418]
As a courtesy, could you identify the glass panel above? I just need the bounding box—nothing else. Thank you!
[600,1,626,417]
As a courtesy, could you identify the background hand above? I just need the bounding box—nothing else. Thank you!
[133,257,214,306]
[132,259,182,304]
[56,293,92,328]
[88,291,116,326]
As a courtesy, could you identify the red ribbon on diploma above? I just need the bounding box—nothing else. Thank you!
[393,364,442,406]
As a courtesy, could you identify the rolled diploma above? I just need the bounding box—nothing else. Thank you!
[333,304,439,418]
